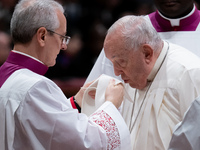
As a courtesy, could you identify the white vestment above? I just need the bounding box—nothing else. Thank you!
[86,40,200,149]
[121,41,200,149]
[168,96,200,150]
[0,51,131,150]
[83,6,200,149]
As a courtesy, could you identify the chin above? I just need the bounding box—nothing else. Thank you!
[128,83,137,89]
[129,83,146,90]
[48,61,56,67]
[51,63,56,67]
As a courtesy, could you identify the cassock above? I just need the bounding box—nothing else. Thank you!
[85,5,200,84]
[168,96,200,150]
[0,50,131,150]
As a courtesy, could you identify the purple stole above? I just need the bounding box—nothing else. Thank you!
[0,51,48,87]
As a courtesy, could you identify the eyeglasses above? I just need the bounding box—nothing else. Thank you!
[47,29,71,45]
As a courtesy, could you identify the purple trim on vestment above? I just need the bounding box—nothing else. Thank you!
[0,51,48,87]
[149,7,200,32]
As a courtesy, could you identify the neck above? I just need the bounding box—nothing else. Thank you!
[159,4,194,19]
[13,42,42,63]
[158,5,195,25]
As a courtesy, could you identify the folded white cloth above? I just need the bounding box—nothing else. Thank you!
[82,74,133,116]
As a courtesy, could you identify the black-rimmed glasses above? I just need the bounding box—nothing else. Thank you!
[47,29,71,45]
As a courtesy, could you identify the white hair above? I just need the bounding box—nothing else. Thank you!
[11,0,64,44]
[107,15,162,51]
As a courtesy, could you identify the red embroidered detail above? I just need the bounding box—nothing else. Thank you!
[90,110,120,150]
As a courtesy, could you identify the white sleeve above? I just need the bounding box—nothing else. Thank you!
[85,49,122,84]
[168,97,200,150]
[178,68,200,117]
[13,80,131,150]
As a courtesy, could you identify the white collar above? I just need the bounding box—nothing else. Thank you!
[147,41,168,82]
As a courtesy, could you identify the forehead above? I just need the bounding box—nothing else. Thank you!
[104,36,130,61]
[56,9,66,32]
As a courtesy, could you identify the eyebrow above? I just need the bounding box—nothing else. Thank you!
[60,31,67,36]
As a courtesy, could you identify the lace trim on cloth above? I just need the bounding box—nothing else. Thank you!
[90,110,121,150]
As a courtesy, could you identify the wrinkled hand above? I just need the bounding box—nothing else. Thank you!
[105,79,124,108]
[74,80,96,107]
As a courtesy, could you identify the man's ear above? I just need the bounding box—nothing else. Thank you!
[142,44,153,64]
[36,27,47,47]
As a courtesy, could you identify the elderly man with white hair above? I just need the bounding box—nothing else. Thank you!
[102,15,200,150]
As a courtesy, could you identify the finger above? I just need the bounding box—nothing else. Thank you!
[109,79,115,86]
[116,82,124,87]
[88,90,96,99]
[84,79,95,88]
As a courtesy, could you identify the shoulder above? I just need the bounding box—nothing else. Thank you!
[162,42,200,76]
[168,42,200,64]
[3,68,58,93]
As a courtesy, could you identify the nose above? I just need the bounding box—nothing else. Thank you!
[61,43,67,50]
[114,67,123,76]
